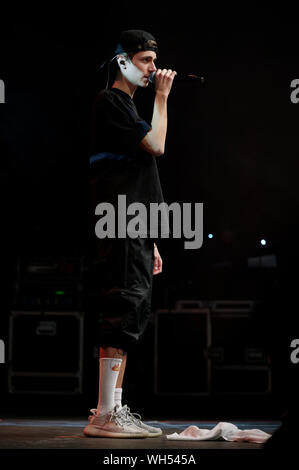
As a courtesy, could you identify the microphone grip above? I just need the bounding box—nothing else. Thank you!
[149,71,204,84]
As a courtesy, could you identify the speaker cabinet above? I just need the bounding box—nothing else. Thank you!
[154,301,272,396]
[8,310,84,394]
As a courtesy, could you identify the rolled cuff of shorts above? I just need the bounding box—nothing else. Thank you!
[97,327,141,353]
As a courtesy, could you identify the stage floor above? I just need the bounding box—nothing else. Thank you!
[0,417,280,450]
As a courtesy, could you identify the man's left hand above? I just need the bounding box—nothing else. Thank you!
[153,243,162,275]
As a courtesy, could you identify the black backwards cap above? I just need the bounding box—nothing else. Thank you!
[99,30,158,69]
[114,29,158,55]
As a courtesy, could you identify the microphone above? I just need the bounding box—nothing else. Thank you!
[148,71,204,84]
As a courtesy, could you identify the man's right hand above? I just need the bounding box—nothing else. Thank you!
[154,69,177,97]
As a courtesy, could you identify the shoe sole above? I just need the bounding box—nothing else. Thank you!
[131,422,163,437]
[147,430,163,437]
[83,425,149,438]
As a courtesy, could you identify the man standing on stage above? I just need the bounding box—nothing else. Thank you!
[84,30,176,438]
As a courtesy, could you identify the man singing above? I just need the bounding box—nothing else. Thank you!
[84,30,176,438]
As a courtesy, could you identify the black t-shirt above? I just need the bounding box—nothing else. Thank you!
[89,88,166,237]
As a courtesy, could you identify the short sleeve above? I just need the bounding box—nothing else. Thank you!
[93,91,151,154]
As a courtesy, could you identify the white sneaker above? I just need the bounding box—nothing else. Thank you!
[120,405,163,437]
[83,406,149,438]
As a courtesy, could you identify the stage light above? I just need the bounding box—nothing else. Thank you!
[208,233,214,239]
[260,239,266,246]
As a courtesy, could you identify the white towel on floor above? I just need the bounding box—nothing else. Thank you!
[166,422,271,443]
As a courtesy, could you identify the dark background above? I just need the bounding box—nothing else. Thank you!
[0,3,298,420]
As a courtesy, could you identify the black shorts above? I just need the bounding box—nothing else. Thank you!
[91,236,155,351]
